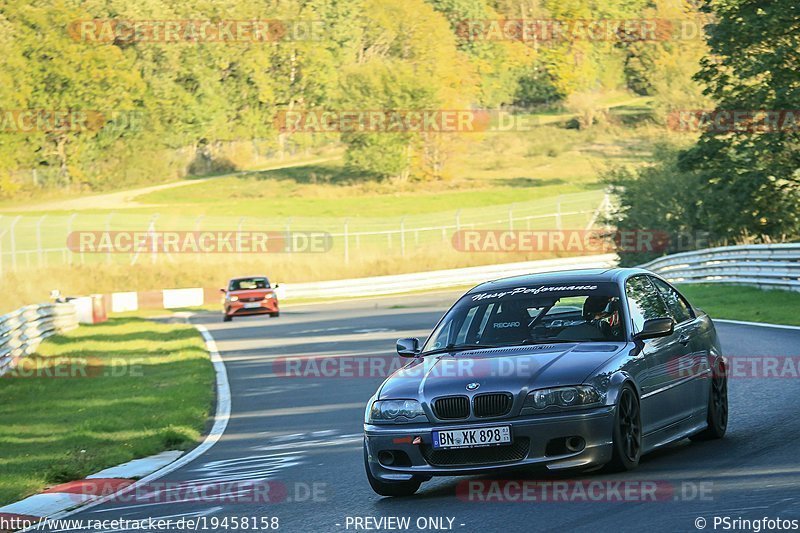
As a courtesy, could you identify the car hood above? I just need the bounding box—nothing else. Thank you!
[378,343,626,400]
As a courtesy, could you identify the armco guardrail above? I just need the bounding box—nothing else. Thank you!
[0,302,79,376]
[640,243,800,291]
[279,253,619,300]
[103,254,620,311]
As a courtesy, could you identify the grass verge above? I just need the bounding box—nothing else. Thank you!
[677,284,800,326]
[0,317,214,506]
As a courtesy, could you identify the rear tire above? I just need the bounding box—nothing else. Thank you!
[223,315,232,322]
[606,384,642,472]
[363,442,421,497]
[269,311,280,318]
[690,359,728,441]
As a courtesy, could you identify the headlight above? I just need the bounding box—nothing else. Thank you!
[229,295,239,302]
[264,293,275,299]
[369,400,427,423]
[523,385,602,410]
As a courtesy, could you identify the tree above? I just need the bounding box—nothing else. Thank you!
[678,0,800,240]
[336,0,477,181]
[608,0,800,257]
[3,0,144,185]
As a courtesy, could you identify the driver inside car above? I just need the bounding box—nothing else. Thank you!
[556,296,623,341]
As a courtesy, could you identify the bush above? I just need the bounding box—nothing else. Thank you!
[602,144,706,266]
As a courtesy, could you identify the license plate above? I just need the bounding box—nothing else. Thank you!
[432,426,511,449]
[243,302,261,309]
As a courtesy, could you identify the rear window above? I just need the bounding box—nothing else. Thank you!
[422,282,624,352]
[230,278,270,290]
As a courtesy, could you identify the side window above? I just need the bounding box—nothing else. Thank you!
[625,276,669,333]
[427,319,453,350]
[650,277,694,324]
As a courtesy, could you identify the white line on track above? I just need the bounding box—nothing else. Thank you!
[715,319,800,331]
[46,507,223,532]
[21,320,232,529]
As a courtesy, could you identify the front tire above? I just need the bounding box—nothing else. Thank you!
[363,443,421,497]
[606,384,642,472]
[690,359,728,441]
[223,314,232,322]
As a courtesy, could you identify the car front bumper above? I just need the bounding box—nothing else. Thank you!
[225,299,279,316]
[364,406,615,482]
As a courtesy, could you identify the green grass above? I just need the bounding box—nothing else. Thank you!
[678,284,800,326]
[0,317,214,505]
[0,117,666,309]
[128,126,646,219]
[2,124,653,219]
[0,94,654,217]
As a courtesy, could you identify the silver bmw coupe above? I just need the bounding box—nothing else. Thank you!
[364,268,728,496]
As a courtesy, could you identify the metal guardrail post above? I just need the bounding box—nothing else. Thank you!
[0,229,6,278]
[66,213,76,265]
[343,219,349,265]
[36,215,46,267]
[9,215,20,272]
[400,218,406,257]
[0,302,79,376]
[104,212,114,265]
[640,243,800,291]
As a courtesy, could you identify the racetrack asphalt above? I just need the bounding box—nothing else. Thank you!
[44,292,800,533]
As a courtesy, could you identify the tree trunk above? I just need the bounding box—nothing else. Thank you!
[54,134,70,184]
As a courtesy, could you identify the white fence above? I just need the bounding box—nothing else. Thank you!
[281,242,800,300]
[0,191,607,272]
[0,303,79,376]
[640,243,800,291]
[279,253,619,300]
[99,253,619,311]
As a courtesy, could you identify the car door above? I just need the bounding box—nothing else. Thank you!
[625,275,693,435]
[649,276,708,415]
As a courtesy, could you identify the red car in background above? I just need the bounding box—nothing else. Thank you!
[221,276,280,322]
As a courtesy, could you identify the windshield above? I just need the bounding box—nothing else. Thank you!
[421,282,624,353]
[230,278,270,291]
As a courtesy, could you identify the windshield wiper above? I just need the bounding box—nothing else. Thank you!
[504,339,583,347]
[419,343,495,356]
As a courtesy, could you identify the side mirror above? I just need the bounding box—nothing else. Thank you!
[396,337,420,358]
[219,288,226,293]
[634,317,675,341]
[273,283,280,289]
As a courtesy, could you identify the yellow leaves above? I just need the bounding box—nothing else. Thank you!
[542,41,599,95]
[357,0,477,107]
[0,172,22,198]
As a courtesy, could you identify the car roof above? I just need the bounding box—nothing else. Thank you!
[229,275,269,282]
[468,267,652,293]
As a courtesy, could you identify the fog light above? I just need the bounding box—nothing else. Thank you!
[566,436,585,452]
[378,451,395,466]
